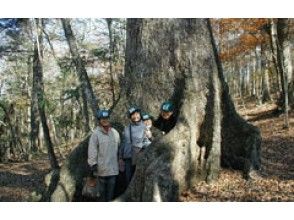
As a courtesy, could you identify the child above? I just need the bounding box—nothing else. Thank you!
[142,112,153,147]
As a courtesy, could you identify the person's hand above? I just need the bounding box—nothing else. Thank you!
[89,164,98,177]
[90,164,98,171]
[145,130,152,139]
[86,176,97,187]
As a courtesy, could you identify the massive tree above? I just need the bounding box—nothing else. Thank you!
[44,18,261,202]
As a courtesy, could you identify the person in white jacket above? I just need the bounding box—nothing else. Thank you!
[88,109,120,201]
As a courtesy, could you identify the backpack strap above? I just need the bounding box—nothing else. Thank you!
[129,124,133,145]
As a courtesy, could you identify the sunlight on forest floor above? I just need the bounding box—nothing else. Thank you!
[181,101,294,202]
[0,155,50,201]
[0,102,293,202]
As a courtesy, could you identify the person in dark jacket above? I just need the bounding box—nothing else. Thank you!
[153,101,177,135]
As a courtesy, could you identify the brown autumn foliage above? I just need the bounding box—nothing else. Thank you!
[214,18,269,62]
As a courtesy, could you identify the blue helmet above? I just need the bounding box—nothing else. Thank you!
[97,109,110,119]
[142,112,153,121]
[127,106,141,118]
[161,101,174,112]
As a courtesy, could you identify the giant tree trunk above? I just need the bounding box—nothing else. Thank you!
[61,18,99,124]
[44,19,261,202]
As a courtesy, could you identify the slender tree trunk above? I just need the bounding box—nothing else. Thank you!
[0,103,22,160]
[261,44,272,102]
[289,68,294,109]
[30,53,40,152]
[60,18,99,124]
[38,121,44,152]
[261,68,272,103]
[251,55,257,97]
[70,103,77,142]
[275,18,289,127]
[42,25,90,133]
[44,19,261,202]
[269,19,281,91]
[49,114,59,146]
[33,18,59,169]
[79,88,90,133]
[255,46,263,104]
[244,64,250,96]
[275,19,286,97]
[106,18,116,106]
[283,21,294,109]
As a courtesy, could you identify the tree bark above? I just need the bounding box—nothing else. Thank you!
[79,87,91,133]
[274,18,289,127]
[0,103,23,161]
[261,44,272,102]
[282,19,294,109]
[44,18,261,202]
[33,18,59,169]
[30,53,40,152]
[60,18,99,124]
[106,18,116,106]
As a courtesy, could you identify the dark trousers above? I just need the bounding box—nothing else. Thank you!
[98,175,117,202]
[124,158,135,186]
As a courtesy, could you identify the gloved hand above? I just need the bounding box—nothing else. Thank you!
[89,164,98,178]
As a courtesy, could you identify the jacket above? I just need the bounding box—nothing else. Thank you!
[88,126,121,177]
[153,114,177,134]
[119,121,149,159]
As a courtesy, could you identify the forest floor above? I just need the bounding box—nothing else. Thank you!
[181,100,294,202]
[0,154,50,201]
[0,100,293,202]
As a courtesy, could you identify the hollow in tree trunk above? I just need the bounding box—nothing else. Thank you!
[44,18,261,202]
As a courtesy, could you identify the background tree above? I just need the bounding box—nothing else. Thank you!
[106,18,116,105]
[61,18,99,124]
[32,18,59,169]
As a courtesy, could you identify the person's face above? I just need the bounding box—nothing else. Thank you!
[161,111,173,120]
[143,119,152,127]
[130,112,141,122]
[99,118,110,127]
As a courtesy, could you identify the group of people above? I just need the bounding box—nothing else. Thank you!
[87,101,177,201]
